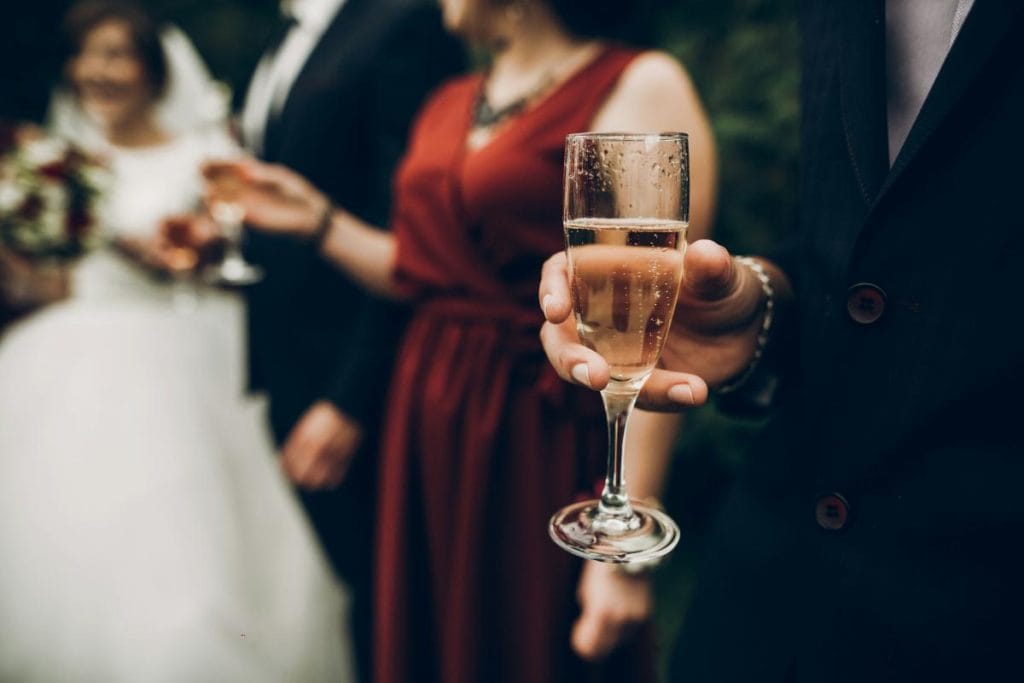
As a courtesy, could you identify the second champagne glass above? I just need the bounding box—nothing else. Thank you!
[549,132,689,564]
[206,161,263,286]
[162,215,200,312]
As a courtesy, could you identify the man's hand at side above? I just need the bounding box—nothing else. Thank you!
[281,401,363,490]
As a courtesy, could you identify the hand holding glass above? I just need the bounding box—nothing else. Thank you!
[549,133,688,564]
[205,161,263,286]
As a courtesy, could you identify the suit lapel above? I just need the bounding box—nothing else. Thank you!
[262,0,370,161]
[873,0,1024,208]
[837,0,889,208]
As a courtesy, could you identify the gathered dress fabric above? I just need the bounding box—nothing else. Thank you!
[0,131,353,682]
[374,46,656,683]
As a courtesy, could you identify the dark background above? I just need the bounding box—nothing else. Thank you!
[1,0,799,674]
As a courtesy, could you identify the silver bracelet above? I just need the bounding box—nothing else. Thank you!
[311,201,334,247]
[716,256,775,395]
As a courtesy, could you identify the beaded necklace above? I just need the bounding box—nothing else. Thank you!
[471,72,554,127]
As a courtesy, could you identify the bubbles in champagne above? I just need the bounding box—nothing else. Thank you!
[565,218,687,382]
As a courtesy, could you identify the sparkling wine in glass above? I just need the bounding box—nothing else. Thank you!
[163,216,200,312]
[206,161,263,286]
[549,133,689,564]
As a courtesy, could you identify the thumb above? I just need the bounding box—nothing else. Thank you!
[681,239,739,301]
[678,240,766,334]
[571,605,617,662]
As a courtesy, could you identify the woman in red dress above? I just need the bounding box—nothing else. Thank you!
[217,1,717,680]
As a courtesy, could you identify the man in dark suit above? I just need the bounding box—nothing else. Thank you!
[237,1,462,680]
[540,0,1024,679]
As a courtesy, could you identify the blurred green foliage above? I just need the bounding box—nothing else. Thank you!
[656,0,799,253]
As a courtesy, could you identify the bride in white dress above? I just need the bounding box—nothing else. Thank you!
[0,4,353,681]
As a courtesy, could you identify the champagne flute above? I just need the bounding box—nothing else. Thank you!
[549,132,688,563]
[206,161,263,286]
[162,216,201,312]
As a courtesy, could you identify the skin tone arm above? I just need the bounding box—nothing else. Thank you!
[319,207,398,298]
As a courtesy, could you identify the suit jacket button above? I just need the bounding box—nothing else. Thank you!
[815,493,850,531]
[846,283,886,324]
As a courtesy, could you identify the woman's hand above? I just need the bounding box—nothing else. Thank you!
[202,159,330,239]
[539,239,788,410]
[202,159,402,298]
[148,213,222,272]
[0,247,70,309]
[571,561,653,661]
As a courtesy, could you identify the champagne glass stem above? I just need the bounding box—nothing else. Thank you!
[225,238,242,263]
[598,382,641,518]
[221,219,242,259]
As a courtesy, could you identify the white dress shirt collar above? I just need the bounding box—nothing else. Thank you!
[284,0,346,35]
[885,0,975,164]
[242,0,347,154]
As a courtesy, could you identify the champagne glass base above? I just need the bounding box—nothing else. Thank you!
[215,258,263,286]
[549,499,680,564]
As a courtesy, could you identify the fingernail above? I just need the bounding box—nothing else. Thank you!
[542,294,553,318]
[571,363,592,388]
[668,384,695,404]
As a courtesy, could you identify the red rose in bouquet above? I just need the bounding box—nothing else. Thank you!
[0,123,107,261]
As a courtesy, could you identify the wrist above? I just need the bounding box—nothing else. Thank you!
[309,199,334,247]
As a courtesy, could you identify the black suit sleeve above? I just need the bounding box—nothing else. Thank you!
[324,3,465,427]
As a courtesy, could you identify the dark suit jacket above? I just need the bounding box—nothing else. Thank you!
[243,0,463,441]
[673,2,1024,681]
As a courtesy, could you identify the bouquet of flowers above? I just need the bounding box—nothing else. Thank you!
[0,123,107,261]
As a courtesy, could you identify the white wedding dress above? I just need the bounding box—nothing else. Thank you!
[0,69,354,683]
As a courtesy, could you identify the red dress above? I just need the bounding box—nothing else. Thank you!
[375,46,655,683]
